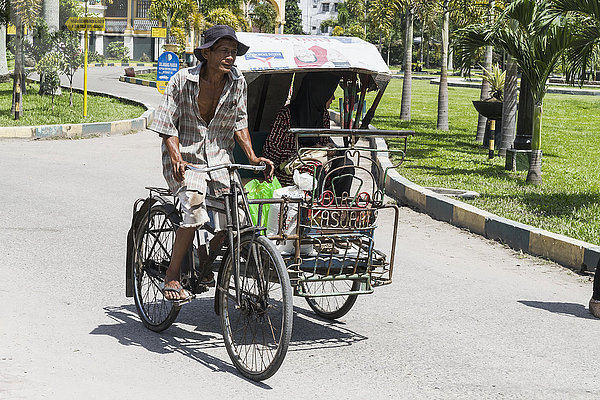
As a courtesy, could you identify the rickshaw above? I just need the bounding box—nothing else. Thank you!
[125,32,413,381]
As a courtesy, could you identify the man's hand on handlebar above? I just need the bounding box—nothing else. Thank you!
[251,157,275,182]
[172,158,188,182]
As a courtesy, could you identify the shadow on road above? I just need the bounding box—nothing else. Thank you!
[518,300,596,319]
[90,297,368,381]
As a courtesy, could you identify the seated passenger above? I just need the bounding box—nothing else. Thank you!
[263,72,354,195]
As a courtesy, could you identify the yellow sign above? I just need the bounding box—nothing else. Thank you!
[66,17,105,31]
[7,24,28,35]
[152,27,167,38]
[157,80,169,95]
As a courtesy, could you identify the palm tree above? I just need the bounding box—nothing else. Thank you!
[368,0,400,56]
[416,1,439,69]
[454,0,574,184]
[0,24,7,77]
[499,51,518,155]
[42,0,58,31]
[552,0,600,85]
[1,1,11,79]
[437,0,449,130]
[401,5,414,120]
[468,0,495,144]
[11,0,42,118]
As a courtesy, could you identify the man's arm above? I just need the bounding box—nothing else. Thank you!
[161,134,187,182]
[234,127,274,181]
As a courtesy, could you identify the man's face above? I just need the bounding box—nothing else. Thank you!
[201,38,238,75]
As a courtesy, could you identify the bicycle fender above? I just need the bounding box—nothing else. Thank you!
[126,196,159,297]
[213,246,230,315]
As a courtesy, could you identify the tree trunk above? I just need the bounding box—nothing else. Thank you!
[0,25,8,77]
[436,0,449,131]
[400,8,413,121]
[476,0,495,143]
[420,23,424,67]
[425,36,430,69]
[12,16,24,117]
[526,103,543,184]
[43,0,60,32]
[387,35,391,65]
[515,75,534,150]
[499,54,517,156]
[476,45,493,143]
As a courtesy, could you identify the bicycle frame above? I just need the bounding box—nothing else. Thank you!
[187,163,266,309]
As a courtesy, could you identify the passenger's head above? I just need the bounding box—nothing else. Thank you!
[290,72,340,128]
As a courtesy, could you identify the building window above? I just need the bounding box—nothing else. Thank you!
[106,0,128,18]
[322,3,329,12]
[333,3,338,12]
[321,25,328,33]
[312,26,316,31]
[136,0,151,18]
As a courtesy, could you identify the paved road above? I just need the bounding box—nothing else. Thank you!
[49,65,164,110]
[1,70,599,399]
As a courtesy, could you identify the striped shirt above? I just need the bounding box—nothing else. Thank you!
[150,63,248,196]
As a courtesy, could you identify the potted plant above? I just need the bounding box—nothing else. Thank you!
[472,63,505,119]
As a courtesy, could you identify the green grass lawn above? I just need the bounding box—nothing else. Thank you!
[372,78,600,245]
[0,80,146,127]
[134,72,156,81]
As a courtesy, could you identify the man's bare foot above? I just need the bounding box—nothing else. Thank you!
[162,280,192,301]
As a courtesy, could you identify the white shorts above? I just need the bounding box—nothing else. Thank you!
[177,186,227,245]
[177,183,249,246]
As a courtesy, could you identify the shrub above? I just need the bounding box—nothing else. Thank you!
[88,51,105,64]
[106,41,130,62]
[35,52,65,110]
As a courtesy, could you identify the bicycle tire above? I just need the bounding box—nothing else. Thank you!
[218,233,293,381]
[303,278,360,320]
[133,204,181,332]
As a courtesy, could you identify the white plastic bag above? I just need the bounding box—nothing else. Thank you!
[266,174,314,255]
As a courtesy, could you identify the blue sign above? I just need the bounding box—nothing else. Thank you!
[157,51,179,82]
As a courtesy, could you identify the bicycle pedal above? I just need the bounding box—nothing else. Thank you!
[172,295,195,307]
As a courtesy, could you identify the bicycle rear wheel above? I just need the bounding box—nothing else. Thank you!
[303,278,360,320]
[133,204,181,332]
[218,234,293,381]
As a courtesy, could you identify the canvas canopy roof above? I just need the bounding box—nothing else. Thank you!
[235,32,392,132]
[235,32,391,89]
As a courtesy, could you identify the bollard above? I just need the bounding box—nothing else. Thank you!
[14,81,21,120]
[488,119,495,159]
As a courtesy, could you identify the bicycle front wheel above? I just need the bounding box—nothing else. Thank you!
[218,234,293,381]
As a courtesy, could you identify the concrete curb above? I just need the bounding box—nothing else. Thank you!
[119,75,157,88]
[369,136,600,273]
[0,82,154,139]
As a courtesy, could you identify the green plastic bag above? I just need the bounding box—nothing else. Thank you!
[245,177,282,227]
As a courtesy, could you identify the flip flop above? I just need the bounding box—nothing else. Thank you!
[159,281,194,303]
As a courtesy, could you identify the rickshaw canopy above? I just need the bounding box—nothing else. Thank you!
[234,32,392,133]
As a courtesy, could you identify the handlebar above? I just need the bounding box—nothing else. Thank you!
[186,163,266,174]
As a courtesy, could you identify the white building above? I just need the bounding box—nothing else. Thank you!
[298,0,340,35]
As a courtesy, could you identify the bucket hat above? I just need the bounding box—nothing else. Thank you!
[194,25,249,61]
